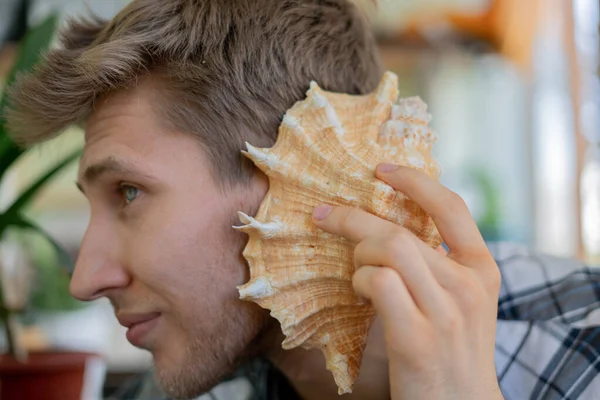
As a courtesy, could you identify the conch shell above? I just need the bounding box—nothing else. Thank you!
[235,71,443,394]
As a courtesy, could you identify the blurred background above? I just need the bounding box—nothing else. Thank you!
[0,0,598,398]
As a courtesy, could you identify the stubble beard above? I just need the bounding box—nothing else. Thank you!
[154,299,273,400]
[154,194,277,400]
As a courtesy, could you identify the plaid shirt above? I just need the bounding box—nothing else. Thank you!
[491,242,600,400]
[110,242,600,400]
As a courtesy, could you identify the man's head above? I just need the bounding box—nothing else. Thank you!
[7,0,383,398]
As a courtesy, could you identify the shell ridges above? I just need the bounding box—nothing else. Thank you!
[236,71,442,394]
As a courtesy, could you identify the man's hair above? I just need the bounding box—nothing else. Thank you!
[6,0,383,185]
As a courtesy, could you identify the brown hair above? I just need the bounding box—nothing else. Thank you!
[6,0,383,186]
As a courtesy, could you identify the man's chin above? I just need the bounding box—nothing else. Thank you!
[151,348,240,400]
[153,364,212,400]
[148,304,274,398]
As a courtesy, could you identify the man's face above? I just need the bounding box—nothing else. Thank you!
[71,81,271,398]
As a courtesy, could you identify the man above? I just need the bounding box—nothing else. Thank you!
[6,0,510,399]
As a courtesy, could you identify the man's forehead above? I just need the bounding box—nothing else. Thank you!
[86,90,153,138]
[77,76,209,188]
[78,91,157,187]
[80,123,144,173]
[82,82,163,160]
[86,74,162,131]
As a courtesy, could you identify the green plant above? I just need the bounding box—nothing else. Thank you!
[469,166,502,242]
[0,15,81,360]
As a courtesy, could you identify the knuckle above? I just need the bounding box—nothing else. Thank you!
[456,273,487,311]
[389,228,412,244]
[458,287,481,311]
[442,190,469,215]
[338,207,358,232]
[436,308,462,334]
[353,241,366,268]
[469,254,502,294]
[381,230,411,257]
[337,208,352,230]
[380,237,399,260]
[369,267,399,295]
[483,263,502,294]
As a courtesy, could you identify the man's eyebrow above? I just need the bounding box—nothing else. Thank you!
[76,157,153,193]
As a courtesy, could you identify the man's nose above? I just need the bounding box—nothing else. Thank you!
[70,220,130,301]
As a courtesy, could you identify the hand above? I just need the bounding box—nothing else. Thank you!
[312,164,504,400]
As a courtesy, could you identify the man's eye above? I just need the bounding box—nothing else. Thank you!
[119,185,140,205]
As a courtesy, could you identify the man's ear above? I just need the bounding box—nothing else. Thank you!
[248,169,269,208]
[231,169,269,221]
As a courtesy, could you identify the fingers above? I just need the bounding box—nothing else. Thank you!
[353,233,463,294]
[312,204,456,278]
[375,164,491,267]
[313,206,456,317]
[352,266,423,337]
[311,200,498,316]
[312,204,462,290]
[312,204,399,243]
[356,233,447,317]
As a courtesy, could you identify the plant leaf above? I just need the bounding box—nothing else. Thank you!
[6,216,74,276]
[0,128,18,155]
[2,147,82,220]
[0,14,59,113]
[0,133,23,183]
[0,14,59,180]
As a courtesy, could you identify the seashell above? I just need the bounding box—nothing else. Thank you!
[235,71,443,394]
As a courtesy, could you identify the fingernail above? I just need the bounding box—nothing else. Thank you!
[313,205,332,220]
[377,163,399,173]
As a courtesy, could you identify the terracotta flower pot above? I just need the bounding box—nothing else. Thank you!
[0,351,100,400]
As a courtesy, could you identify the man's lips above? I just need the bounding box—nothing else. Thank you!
[117,312,161,346]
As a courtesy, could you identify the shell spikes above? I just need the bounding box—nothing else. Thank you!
[236,71,443,394]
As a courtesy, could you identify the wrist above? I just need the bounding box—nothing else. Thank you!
[389,367,502,400]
